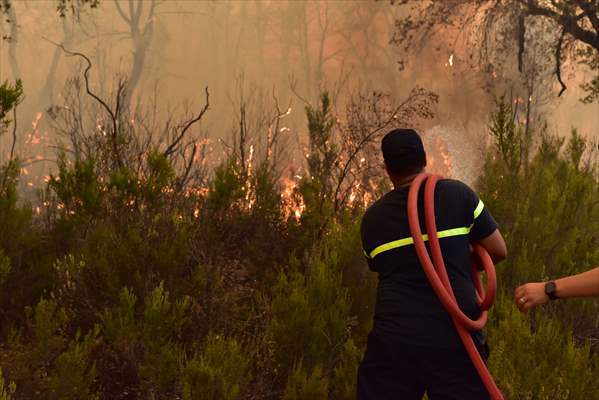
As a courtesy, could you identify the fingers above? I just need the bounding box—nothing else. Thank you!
[515,284,533,312]
[516,295,528,313]
[514,285,525,300]
[514,284,529,312]
[514,282,548,313]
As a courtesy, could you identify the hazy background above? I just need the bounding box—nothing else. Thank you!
[1,0,597,188]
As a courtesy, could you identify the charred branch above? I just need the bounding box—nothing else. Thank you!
[556,28,567,96]
[46,38,124,168]
[164,87,210,157]
[8,104,16,162]
[522,0,599,51]
[518,14,526,73]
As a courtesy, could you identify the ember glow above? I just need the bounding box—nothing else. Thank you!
[280,177,305,220]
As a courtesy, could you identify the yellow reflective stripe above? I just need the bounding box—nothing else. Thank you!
[436,226,470,238]
[370,236,421,258]
[473,200,484,219]
[368,226,472,259]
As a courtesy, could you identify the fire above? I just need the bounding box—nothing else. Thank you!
[424,134,453,178]
[439,139,452,177]
[31,112,43,131]
[280,107,292,118]
[244,144,255,209]
[280,176,305,220]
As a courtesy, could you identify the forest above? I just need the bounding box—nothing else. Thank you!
[0,1,599,399]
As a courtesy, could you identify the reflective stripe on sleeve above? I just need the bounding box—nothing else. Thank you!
[473,200,484,219]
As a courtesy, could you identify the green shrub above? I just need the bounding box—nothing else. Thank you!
[478,98,599,398]
[488,295,599,399]
[0,79,23,126]
[332,339,362,400]
[206,158,245,212]
[179,333,250,400]
[100,286,137,345]
[141,341,185,396]
[296,92,337,242]
[0,250,10,286]
[0,367,16,400]
[139,282,189,394]
[270,234,351,375]
[282,362,328,400]
[49,325,100,400]
[142,281,189,345]
[33,298,68,361]
[478,99,599,335]
[49,156,103,220]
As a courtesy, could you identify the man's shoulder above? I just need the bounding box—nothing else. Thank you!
[437,178,471,193]
[437,178,478,200]
[362,191,394,224]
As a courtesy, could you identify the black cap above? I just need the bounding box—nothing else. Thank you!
[381,128,426,173]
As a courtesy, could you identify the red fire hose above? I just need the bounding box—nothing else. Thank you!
[407,173,504,400]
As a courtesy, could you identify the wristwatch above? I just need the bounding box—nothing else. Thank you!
[545,281,558,300]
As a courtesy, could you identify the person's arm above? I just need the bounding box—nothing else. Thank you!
[462,182,506,264]
[477,229,507,264]
[515,267,599,312]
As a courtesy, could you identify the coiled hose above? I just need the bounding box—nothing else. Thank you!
[407,173,504,400]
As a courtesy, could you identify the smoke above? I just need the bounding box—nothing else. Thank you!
[0,0,596,190]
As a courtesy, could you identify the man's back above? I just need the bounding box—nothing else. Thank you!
[361,179,497,349]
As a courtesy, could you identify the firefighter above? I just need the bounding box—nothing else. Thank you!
[357,128,507,400]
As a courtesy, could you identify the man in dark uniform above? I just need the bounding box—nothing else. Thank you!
[357,129,507,400]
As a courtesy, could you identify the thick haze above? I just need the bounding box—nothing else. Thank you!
[1,0,597,187]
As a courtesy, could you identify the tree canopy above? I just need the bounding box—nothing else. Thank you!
[392,0,599,102]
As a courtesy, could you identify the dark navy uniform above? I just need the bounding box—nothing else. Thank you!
[358,179,497,400]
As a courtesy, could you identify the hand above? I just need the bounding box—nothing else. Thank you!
[514,282,549,313]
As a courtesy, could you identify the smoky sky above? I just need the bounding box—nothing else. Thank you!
[1,0,597,185]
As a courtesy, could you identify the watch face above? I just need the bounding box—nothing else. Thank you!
[545,281,557,299]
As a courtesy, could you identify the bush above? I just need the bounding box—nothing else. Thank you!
[33,298,68,362]
[49,325,100,400]
[282,362,328,400]
[6,80,599,400]
[488,294,599,399]
[179,333,250,400]
[331,339,362,400]
[270,243,350,375]
[139,282,189,394]
[0,367,16,400]
[478,97,599,398]
[100,287,137,345]
[0,251,10,286]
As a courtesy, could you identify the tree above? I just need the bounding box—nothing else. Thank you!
[1,0,99,19]
[0,79,23,169]
[392,0,599,102]
[113,0,158,103]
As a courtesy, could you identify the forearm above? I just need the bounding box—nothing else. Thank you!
[555,267,599,299]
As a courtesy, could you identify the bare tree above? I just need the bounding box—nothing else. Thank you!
[333,87,438,213]
[114,0,158,103]
[3,1,21,80]
[47,43,211,195]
